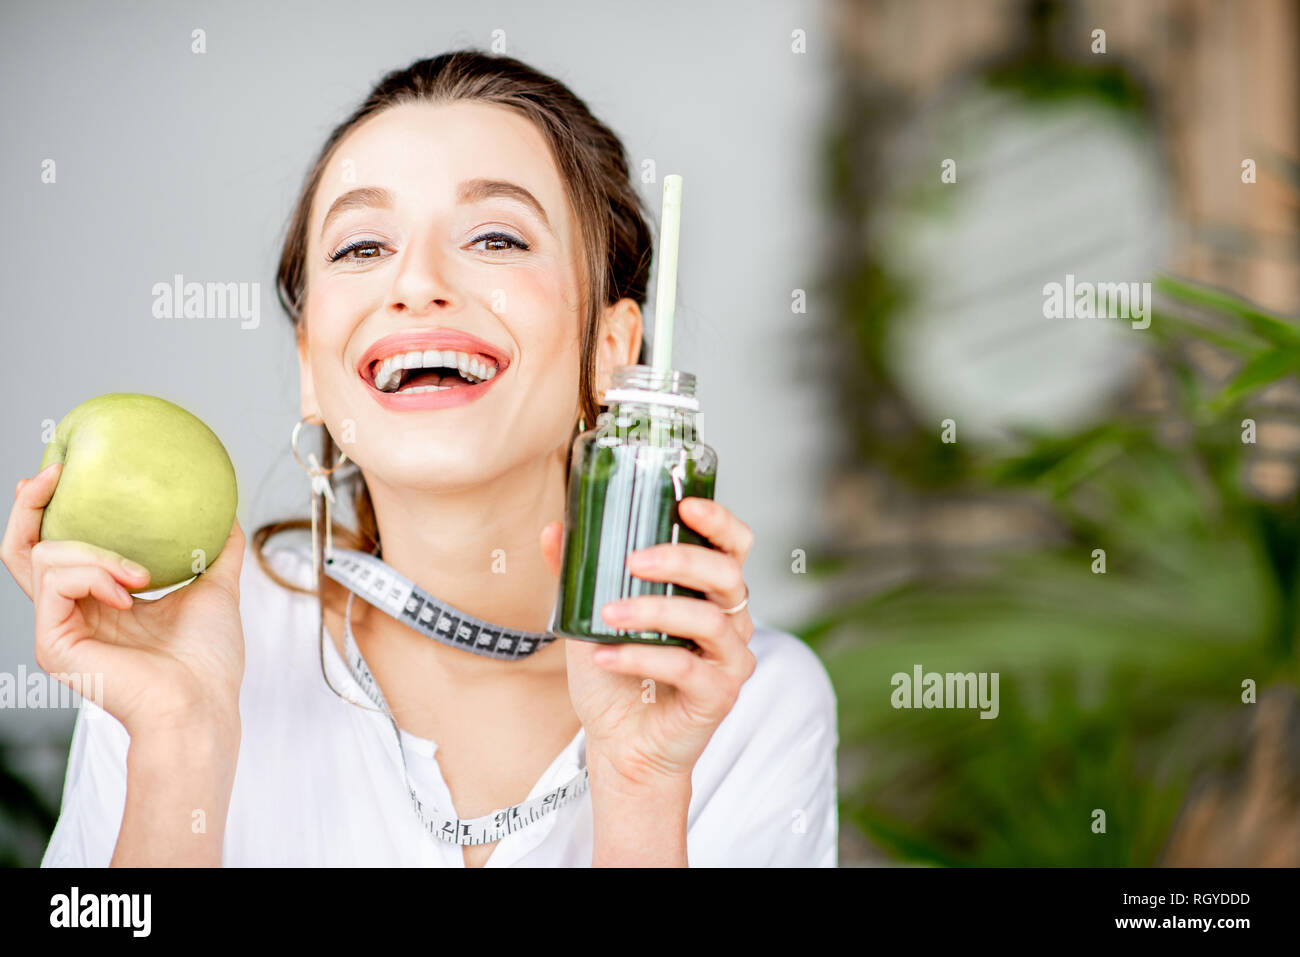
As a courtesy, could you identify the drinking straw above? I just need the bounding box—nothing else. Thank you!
[651,175,683,372]
[637,177,685,632]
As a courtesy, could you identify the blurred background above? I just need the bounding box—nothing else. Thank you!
[2,0,1298,867]
[809,0,1300,866]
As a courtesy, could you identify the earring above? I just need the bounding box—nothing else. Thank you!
[577,415,587,433]
[291,416,349,585]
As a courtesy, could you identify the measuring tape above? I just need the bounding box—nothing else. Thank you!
[323,547,590,846]
[325,548,558,661]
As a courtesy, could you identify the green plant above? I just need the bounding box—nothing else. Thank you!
[0,742,58,867]
[803,277,1299,865]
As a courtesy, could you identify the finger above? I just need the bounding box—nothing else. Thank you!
[676,497,754,564]
[1,463,63,598]
[30,569,137,707]
[600,594,746,668]
[626,542,747,608]
[539,520,563,578]
[33,564,134,667]
[200,519,245,594]
[590,641,729,706]
[29,539,151,591]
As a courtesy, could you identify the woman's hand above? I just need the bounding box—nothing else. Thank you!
[2,463,247,741]
[540,495,756,798]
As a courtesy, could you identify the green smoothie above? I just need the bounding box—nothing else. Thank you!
[554,412,717,648]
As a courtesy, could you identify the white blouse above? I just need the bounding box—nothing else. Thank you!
[40,542,839,867]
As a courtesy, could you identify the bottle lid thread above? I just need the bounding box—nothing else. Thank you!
[601,388,699,412]
[603,364,699,411]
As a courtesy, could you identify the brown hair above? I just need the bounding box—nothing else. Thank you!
[253,49,653,594]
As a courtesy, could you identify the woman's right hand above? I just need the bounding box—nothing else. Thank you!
[1,462,247,741]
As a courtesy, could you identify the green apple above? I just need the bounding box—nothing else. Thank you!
[39,394,238,592]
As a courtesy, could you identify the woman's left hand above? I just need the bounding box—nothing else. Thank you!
[540,496,756,792]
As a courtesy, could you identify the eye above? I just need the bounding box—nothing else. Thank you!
[469,231,530,253]
[328,239,389,263]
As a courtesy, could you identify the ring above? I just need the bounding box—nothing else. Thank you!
[719,585,749,616]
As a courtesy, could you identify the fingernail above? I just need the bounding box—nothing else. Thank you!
[37,462,61,478]
[601,602,628,623]
[120,558,149,578]
[594,648,617,665]
[115,584,132,604]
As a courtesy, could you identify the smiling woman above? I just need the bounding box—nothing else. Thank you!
[12,49,838,869]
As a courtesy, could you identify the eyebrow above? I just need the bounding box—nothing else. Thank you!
[320,186,394,237]
[319,179,552,238]
[457,178,552,232]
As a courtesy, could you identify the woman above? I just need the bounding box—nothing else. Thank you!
[3,50,837,867]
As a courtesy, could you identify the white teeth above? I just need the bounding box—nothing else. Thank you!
[368,347,502,393]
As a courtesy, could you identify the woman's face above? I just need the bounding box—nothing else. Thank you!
[297,100,638,492]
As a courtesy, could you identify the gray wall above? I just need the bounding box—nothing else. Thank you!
[0,0,833,802]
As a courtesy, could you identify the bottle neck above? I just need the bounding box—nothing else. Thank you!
[600,399,700,447]
[601,386,699,413]
[610,363,697,402]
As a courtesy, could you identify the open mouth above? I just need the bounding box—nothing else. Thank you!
[365,349,505,396]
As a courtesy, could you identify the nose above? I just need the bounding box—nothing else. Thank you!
[384,231,457,317]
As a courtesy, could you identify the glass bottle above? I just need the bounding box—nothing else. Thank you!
[552,364,718,648]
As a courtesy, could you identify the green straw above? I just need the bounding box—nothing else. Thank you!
[651,175,683,372]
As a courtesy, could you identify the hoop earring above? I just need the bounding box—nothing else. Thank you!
[291,416,349,585]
